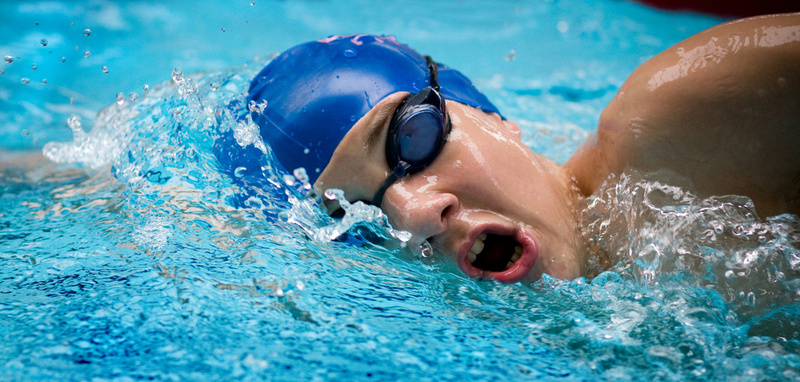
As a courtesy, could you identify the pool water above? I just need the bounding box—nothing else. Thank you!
[2,1,799,380]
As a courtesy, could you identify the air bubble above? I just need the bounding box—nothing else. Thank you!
[22,129,30,136]
[41,79,47,84]
[128,92,138,101]
[343,49,357,58]
[84,51,91,58]
[40,39,48,46]
[349,115,356,122]
[116,92,125,105]
[61,57,66,63]
[283,174,296,186]
[143,84,149,92]
[4,55,13,63]
[21,78,30,84]
[303,148,310,154]
[31,64,37,70]
[101,66,109,74]
[234,167,247,178]
[84,29,91,36]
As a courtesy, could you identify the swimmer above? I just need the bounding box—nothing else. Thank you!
[244,13,800,284]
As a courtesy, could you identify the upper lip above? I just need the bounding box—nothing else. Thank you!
[455,223,539,284]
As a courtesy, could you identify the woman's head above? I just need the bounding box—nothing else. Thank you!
[248,35,587,283]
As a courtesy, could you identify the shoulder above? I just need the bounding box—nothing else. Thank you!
[569,13,800,215]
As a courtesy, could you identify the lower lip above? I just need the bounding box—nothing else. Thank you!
[460,229,539,284]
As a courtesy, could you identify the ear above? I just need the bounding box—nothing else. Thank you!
[503,119,521,140]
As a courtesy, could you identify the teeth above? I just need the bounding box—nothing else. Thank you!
[467,235,524,270]
[469,237,485,256]
[511,245,522,262]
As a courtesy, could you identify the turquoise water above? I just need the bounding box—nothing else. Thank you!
[2,1,799,380]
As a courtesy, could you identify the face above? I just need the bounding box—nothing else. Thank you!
[315,92,586,283]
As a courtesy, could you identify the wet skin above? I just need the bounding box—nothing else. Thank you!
[315,13,800,283]
[315,93,586,283]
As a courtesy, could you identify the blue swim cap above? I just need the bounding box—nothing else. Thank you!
[247,34,502,184]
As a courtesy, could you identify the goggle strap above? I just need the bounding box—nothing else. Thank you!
[424,56,440,91]
[372,162,410,207]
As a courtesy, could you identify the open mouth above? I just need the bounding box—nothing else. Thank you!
[467,233,523,272]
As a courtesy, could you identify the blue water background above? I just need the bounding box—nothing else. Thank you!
[2,1,799,381]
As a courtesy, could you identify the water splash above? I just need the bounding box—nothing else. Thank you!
[580,172,800,319]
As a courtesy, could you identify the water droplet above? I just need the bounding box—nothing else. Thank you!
[221,28,226,33]
[60,56,66,63]
[505,49,516,61]
[143,84,149,92]
[22,129,30,136]
[209,82,219,91]
[84,28,91,36]
[69,98,74,104]
[4,55,13,63]
[84,51,91,58]
[324,188,344,201]
[40,39,48,46]
[293,168,309,185]
[101,66,109,74]
[250,0,255,5]
[349,115,356,122]
[67,114,82,133]
[419,240,433,258]
[724,270,734,279]
[31,64,37,70]
[746,291,756,306]
[128,92,138,101]
[41,78,47,84]
[171,67,184,83]
[116,92,125,105]
[21,78,30,84]
[343,49,357,58]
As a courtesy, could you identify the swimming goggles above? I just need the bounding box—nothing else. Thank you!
[371,56,451,207]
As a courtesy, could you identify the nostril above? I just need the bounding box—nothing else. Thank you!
[441,204,453,223]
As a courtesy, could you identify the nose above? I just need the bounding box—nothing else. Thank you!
[382,181,460,241]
